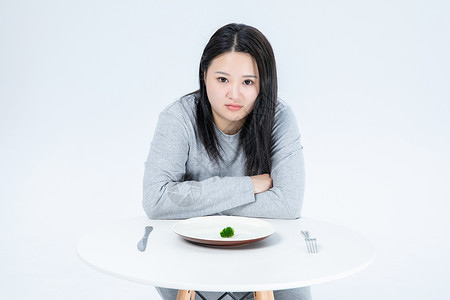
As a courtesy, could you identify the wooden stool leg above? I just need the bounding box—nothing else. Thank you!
[253,291,274,300]
[176,290,195,300]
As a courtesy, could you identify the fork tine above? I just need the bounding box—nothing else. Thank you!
[305,238,312,253]
[305,238,318,253]
[302,230,318,253]
[311,238,317,253]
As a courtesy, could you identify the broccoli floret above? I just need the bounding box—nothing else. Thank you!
[220,227,235,238]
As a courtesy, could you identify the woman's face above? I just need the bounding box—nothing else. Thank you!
[204,51,260,135]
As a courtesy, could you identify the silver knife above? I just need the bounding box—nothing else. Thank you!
[137,226,154,252]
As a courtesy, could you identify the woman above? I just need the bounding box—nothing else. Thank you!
[143,23,311,300]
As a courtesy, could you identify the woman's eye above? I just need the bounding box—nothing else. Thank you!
[218,77,228,83]
[243,80,253,85]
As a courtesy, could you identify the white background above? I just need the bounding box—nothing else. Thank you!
[1,0,449,299]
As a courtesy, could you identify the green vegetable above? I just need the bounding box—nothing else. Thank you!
[220,226,235,238]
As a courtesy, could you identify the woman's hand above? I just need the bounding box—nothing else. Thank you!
[250,174,273,194]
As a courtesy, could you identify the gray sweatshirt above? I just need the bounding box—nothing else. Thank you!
[143,94,305,220]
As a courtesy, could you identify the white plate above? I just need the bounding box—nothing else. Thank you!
[172,216,275,246]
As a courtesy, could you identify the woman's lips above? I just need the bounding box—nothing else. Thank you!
[225,104,243,111]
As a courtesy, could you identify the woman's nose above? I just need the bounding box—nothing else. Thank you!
[227,83,240,99]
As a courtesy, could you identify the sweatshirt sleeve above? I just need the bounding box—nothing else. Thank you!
[222,106,305,219]
[142,109,255,220]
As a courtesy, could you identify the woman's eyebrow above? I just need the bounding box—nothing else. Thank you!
[214,71,258,78]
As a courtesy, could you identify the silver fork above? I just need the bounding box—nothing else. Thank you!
[301,230,318,253]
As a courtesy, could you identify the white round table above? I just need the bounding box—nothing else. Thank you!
[77,216,375,298]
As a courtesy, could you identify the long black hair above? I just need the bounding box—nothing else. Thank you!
[195,23,278,175]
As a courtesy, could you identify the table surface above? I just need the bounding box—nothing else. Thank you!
[77,216,375,292]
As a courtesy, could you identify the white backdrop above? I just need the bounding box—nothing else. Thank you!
[1,0,449,299]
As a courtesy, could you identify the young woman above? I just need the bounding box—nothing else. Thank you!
[143,23,311,300]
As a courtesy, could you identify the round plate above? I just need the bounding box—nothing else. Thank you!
[172,216,275,246]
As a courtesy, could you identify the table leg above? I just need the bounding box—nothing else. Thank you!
[176,290,195,300]
[253,291,274,300]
